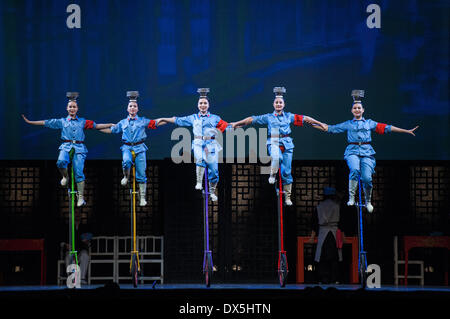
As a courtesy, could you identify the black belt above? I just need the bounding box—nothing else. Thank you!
[270,134,290,138]
[123,140,145,146]
[349,142,371,146]
[63,140,84,144]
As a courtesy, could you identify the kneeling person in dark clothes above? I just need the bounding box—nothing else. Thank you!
[309,187,343,284]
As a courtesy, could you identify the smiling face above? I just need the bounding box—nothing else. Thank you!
[273,97,285,113]
[66,101,78,117]
[351,102,364,119]
[198,97,209,114]
[127,101,139,117]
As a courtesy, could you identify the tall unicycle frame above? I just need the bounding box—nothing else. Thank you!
[356,176,367,288]
[129,150,140,288]
[202,167,213,287]
[67,148,79,286]
[276,169,288,287]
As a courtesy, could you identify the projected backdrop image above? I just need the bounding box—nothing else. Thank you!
[0,0,448,160]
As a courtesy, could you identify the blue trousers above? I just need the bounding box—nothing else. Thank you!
[122,149,147,183]
[268,144,293,185]
[194,144,219,184]
[56,149,86,183]
[345,154,376,188]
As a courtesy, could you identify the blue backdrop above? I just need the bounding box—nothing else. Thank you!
[1,0,448,160]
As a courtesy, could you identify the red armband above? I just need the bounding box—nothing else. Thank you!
[375,123,387,135]
[216,119,228,133]
[84,120,94,129]
[147,120,157,130]
[294,114,303,127]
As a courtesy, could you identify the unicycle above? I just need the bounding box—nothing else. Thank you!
[275,170,288,287]
[202,167,213,287]
[356,176,367,288]
[129,150,140,288]
[67,148,80,287]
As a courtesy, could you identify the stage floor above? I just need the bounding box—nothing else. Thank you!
[0,283,449,295]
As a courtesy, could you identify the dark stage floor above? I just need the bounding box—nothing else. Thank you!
[1,283,448,299]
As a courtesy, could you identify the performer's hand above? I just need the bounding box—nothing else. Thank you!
[21,114,31,123]
[303,116,322,127]
[408,126,419,136]
[307,236,315,243]
[304,116,328,131]
[317,122,328,131]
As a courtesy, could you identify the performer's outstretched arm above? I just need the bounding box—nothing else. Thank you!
[156,117,176,125]
[230,117,253,129]
[312,123,329,132]
[22,114,45,126]
[390,125,419,136]
[153,118,166,127]
[95,123,115,130]
[99,128,112,133]
[312,121,351,133]
[302,115,327,130]
[99,121,120,134]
